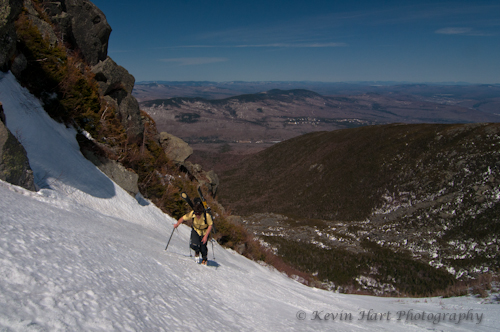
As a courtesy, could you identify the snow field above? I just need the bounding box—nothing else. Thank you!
[0,71,498,331]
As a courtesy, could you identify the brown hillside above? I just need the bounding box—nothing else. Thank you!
[217,123,500,294]
[219,123,474,220]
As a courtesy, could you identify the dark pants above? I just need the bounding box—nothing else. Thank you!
[190,228,207,260]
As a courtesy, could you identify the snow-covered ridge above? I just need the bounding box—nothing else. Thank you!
[0,71,498,331]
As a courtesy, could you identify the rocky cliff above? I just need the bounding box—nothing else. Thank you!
[11,0,143,143]
[0,0,219,201]
[0,0,23,71]
[0,0,144,191]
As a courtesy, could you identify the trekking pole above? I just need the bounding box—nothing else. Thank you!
[211,239,215,260]
[164,227,176,251]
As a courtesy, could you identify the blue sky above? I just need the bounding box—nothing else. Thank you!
[91,0,500,83]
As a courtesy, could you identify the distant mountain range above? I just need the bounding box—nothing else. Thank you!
[138,86,500,165]
[134,80,500,103]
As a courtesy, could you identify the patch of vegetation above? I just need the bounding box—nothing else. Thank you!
[264,236,455,296]
[227,93,267,103]
[15,9,101,136]
[372,103,398,116]
[175,113,200,123]
[219,124,410,220]
[218,143,232,153]
[141,97,205,108]
[224,106,237,117]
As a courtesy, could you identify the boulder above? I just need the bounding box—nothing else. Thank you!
[43,0,111,66]
[92,57,144,142]
[159,132,193,164]
[92,57,135,95]
[0,103,35,190]
[183,161,219,197]
[159,130,220,196]
[205,170,220,196]
[0,0,23,71]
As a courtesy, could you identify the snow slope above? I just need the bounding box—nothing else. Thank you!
[0,71,498,331]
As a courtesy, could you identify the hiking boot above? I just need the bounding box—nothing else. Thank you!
[194,252,200,263]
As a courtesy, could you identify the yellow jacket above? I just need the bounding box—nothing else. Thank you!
[183,211,213,236]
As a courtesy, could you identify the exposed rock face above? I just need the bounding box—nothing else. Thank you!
[9,0,58,77]
[9,1,142,140]
[204,170,219,196]
[92,57,144,143]
[22,0,59,45]
[92,57,135,95]
[1,0,137,190]
[159,132,193,164]
[43,0,111,65]
[0,103,35,190]
[0,0,23,70]
[158,131,219,195]
[3,0,111,70]
[82,149,139,196]
[184,161,219,197]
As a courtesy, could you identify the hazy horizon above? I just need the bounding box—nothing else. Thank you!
[135,79,499,85]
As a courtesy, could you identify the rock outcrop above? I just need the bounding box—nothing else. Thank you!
[0,103,35,190]
[42,0,111,65]
[0,0,23,70]
[1,0,217,199]
[92,57,144,143]
[159,132,193,164]
[156,129,222,200]
[158,131,219,196]
[183,161,219,197]
[40,0,143,143]
[82,149,139,196]
[0,0,142,191]
[22,0,59,45]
